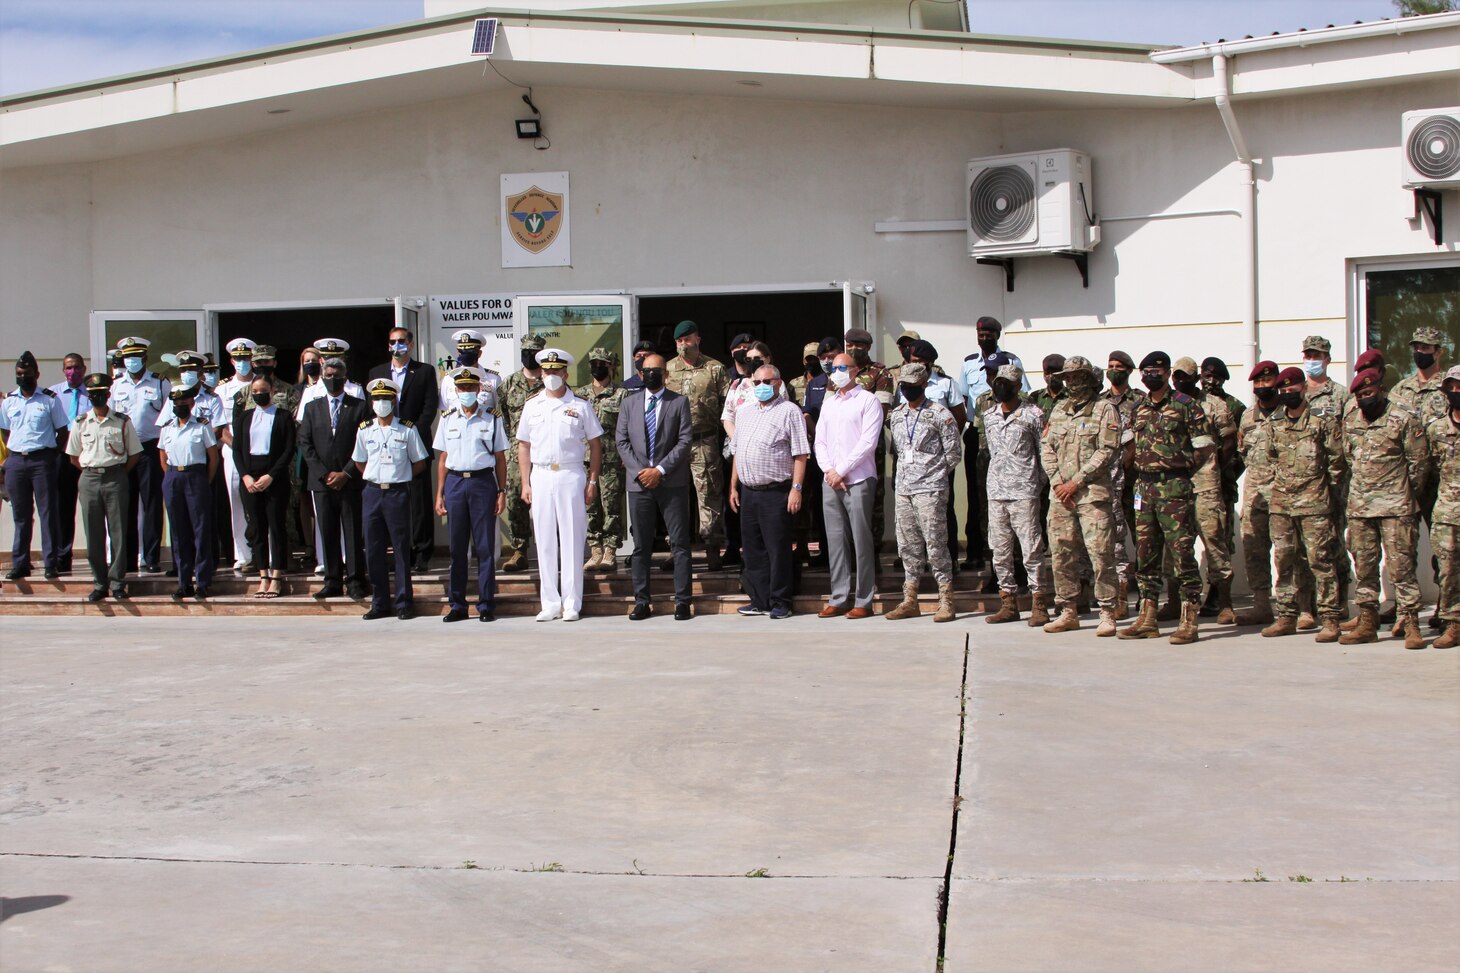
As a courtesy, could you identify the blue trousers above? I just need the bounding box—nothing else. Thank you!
[126,440,163,569]
[363,484,413,612]
[5,448,61,573]
[163,468,215,587]
[444,471,499,614]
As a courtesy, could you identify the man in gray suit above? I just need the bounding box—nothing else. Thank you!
[616,354,695,620]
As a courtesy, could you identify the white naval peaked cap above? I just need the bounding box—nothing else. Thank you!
[535,347,574,368]
[225,338,258,356]
[452,329,486,347]
[115,336,152,354]
[312,338,351,355]
[366,378,401,398]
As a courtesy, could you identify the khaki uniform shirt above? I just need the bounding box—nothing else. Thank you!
[1041,395,1121,504]
[1267,406,1346,516]
[66,409,141,469]
[666,354,729,437]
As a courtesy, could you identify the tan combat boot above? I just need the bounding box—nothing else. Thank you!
[1433,621,1460,650]
[1215,582,1236,625]
[1314,616,1341,643]
[985,592,1020,624]
[933,583,957,623]
[599,546,617,572]
[1118,599,1162,639]
[885,582,921,620]
[1399,612,1428,650]
[1262,616,1298,638]
[1169,601,1199,645]
[1338,605,1378,645]
[1235,590,1274,627]
[1076,580,1092,615]
[1115,579,1130,620]
[584,547,602,572]
[501,548,527,573]
[1297,590,1317,630]
[1296,612,1318,631]
[1043,604,1080,633]
[1027,592,1050,627]
[1095,608,1118,637]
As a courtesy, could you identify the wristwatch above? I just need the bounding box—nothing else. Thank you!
[792,482,803,492]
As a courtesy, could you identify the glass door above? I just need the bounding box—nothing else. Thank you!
[1355,258,1459,380]
[89,310,208,384]
[513,296,633,389]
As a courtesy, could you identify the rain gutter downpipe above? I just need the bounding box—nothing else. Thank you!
[1212,53,1259,368]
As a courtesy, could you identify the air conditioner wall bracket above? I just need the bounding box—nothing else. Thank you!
[1414,188,1443,247]
[976,256,1016,292]
[1055,251,1090,288]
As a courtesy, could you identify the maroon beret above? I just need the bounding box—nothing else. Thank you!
[1349,368,1384,394]
[1247,360,1279,381]
[1353,349,1384,373]
[1276,366,1306,388]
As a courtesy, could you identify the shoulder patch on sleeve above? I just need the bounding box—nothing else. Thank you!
[41,388,57,397]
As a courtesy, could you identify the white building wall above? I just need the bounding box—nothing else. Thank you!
[0,163,93,369]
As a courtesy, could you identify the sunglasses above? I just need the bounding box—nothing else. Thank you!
[828,364,851,373]
[750,378,777,386]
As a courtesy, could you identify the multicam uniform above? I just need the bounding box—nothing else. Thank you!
[1342,400,1428,616]
[1102,385,1144,582]
[1128,390,1212,605]
[1218,390,1246,552]
[1186,389,1238,595]
[1267,404,1346,621]
[574,376,629,558]
[665,353,729,546]
[855,360,895,550]
[1306,377,1353,597]
[1041,392,1121,612]
[500,367,544,559]
[1236,402,1289,602]
[1425,409,1460,629]
[982,397,1051,595]
[888,398,962,586]
[1393,368,1449,554]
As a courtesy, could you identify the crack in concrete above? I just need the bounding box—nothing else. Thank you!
[935,633,971,972]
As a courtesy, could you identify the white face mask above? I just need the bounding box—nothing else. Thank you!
[372,400,393,418]
[543,374,565,392]
[829,369,853,390]
[1301,360,1325,379]
[180,371,200,389]
[457,391,479,409]
[124,356,144,374]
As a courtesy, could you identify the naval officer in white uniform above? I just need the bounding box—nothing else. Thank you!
[516,348,603,621]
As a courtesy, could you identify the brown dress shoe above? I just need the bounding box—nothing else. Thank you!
[846,606,874,619]
[818,603,848,618]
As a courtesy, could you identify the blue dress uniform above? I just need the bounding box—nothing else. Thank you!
[2,351,71,578]
[158,385,219,598]
[48,374,91,573]
[352,379,429,619]
[111,336,171,571]
[433,368,510,621]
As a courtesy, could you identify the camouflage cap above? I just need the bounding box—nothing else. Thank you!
[803,341,820,357]
[520,333,546,351]
[1445,364,1460,386]
[995,362,1024,385]
[1052,355,1099,382]
[587,346,617,364]
[1172,356,1200,377]
[900,362,930,384]
[252,344,278,360]
[896,329,921,344]
[1302,335,1331,354]
[1411,326,1447,347]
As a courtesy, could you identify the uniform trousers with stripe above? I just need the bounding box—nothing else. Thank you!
[445,471,499,615]
[530,465,588,616]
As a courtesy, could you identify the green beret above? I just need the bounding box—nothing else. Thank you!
[673,321,698,340]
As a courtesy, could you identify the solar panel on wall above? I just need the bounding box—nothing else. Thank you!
[470,18,498,56]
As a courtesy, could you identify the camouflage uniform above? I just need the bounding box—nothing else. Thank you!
[1031,388,1063,426]
[1305,375,1354,597]
[1392,344,1449,567]
[1236,402,1290,600]
[499,334,546,557]
[1425,407,1460,624]
[1102,386,1144,582]
[1041,390,1121,611]
[889,396,962,585]
[1218,390,1246,552]
[855,359,895,551]
[1186,389,1237,590]
[666,351,729,545]
[575,350,629,556]
[1342,399,1428,614]
[1129,390,1213,604]
[983,396,1051,594]
[1267,404,1346,620]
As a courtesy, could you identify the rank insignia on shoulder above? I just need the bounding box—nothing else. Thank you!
[359,420,371,429]
[402,420,414,427]
[41,387,57,396]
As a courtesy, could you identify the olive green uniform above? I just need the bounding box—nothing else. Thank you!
[665,353,729,545]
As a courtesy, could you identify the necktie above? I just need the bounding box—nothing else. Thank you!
[330,396,340,432]
[645,393,657,463]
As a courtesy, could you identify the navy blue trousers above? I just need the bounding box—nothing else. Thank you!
[444,471,499,614]
[363,484,413,612]
[163,468,215,587]
[126,440,163,570]
[5,448,61,573]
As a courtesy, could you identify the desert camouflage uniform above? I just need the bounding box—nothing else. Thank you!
[666,353,729,545]
[500,363,544,556]
[1267,404,1346,620]
[1041,393,1121,611]
[1103,386,1144,582]
[1342,400,1428,614]
[1182,390,1237,589]
[1236,403,1294,600]
[1425,411,1460,623]
[1393,370,1448,561]
[983,397,1050,594]
[575,371,629,554]
[1129,390,1213,604]
[890,398,961,585]
[1306,378,1353,596]
[1031,388,1063,427]
[855,360,895,551]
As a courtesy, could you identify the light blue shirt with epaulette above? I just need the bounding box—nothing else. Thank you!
[158,416,218,467]
[432,406,509,471]
[351,418,428,484]
[48,381,92,424]
[111,371,171,442]
[0,387,70,452]
[191,388,225,429]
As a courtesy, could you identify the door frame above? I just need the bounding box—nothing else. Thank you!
[88,309,208,371]
[1348,252,1460,360]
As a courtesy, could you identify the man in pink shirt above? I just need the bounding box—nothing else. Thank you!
[814,353,884,618]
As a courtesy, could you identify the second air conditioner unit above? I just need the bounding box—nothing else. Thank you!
[967,148,1097,257]
[1402,108,1460,191]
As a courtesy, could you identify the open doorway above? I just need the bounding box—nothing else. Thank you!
[214,305,397,384]
[637,290,844,375]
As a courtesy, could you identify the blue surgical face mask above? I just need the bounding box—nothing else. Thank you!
[180,370,200,389]
[235,359,253,377]
[1301,359,1325,379]
[753,382,776,402]
[390,342,410,357]
[124,356,144,374]
[457,390,479,409]
[203,372,218,388]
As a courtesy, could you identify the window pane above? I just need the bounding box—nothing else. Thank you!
[103,319,200,386]
[526,304,625,389]
[1364,265,1460,378]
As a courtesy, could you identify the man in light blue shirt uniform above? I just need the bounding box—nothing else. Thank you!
[110,335,171,573]
[2,350,71,579]
[957,316,1029,571]
[434,368,509,623]
[48,351,91,575]
[353,378,429,620]
[158,384,220,600]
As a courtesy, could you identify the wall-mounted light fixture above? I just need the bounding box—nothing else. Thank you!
[517,92,543,140]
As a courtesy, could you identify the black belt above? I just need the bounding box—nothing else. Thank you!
[742,480,791,492]
[1136,469,1191,483]
[9,446,56,457]
[447,468,495,479]
[167,464,207,473]
[82,464,127,473]
[367,481,409,490]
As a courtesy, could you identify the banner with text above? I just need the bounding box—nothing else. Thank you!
[429,293,518,380]
[501,171,570,269]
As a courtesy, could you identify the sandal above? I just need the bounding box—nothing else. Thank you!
[253,574,270,599]
[261,571,282,599]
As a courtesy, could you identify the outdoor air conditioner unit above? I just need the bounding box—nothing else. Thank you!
[1402,108,1460,190]
[967,148,1096,257]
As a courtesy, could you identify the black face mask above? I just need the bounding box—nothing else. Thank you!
[1448,390,1460,412]
[1173,376,1199,396]
[991,382,1016,403]
[590,363,610,381]
[978,336,998,356]
[16,374,37,393]
[88,391,109,407]
[456,348,480,366]
[254,364,275,379]
[252,391,272,407]
[1046,378,1065,396]
[745,358,765,373]
[899,345,913,363]
[173,406,192,421]
[1279,390,1303,409]
[642,368,665,391]
[732,350,750,367]
[522,350,540,370]
[850,348,871,368]
[1414,350,1437,370]
[302,361,321,378]
[1253,385,1279,405]
[323,376,346,395]
[1357,395,1387,420]
[805,356,821,375]
[1106,368,1129,388]
[633,356,647,375]
[900,382,925,403]
[1140,371,1165,391]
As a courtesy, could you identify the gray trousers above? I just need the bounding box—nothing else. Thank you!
[79,465,129,591]
[823,477,877,609]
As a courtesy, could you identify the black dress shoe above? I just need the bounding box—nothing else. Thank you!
[84,588,107,603]
[674,604,693,621]
[194,587,209,601]
[58,559,72,574]
[314,584,344,600]
[164,566,178,577]
[110,586,129,600]
[362,607,391,620]
[173,585,194,600]
[5,567,31,581]
[347,583,369,600]
[142,563,161,574]
[628,603,653,620]
[442,608,469,623]
[478,611,495,623]
[44,568,59,580]
[397,607,415,620]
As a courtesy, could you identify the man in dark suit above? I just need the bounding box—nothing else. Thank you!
[616,354,694,620]
[369,327,439,573]
[297,358,370,599]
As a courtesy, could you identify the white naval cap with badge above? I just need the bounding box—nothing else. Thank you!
[313,337,351,359]
[225,338,257,358]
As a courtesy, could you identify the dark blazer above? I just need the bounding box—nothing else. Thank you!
[616,388,692,491]
[231,406,296,479]
[368,358,439,439]
[297,393,369,492]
